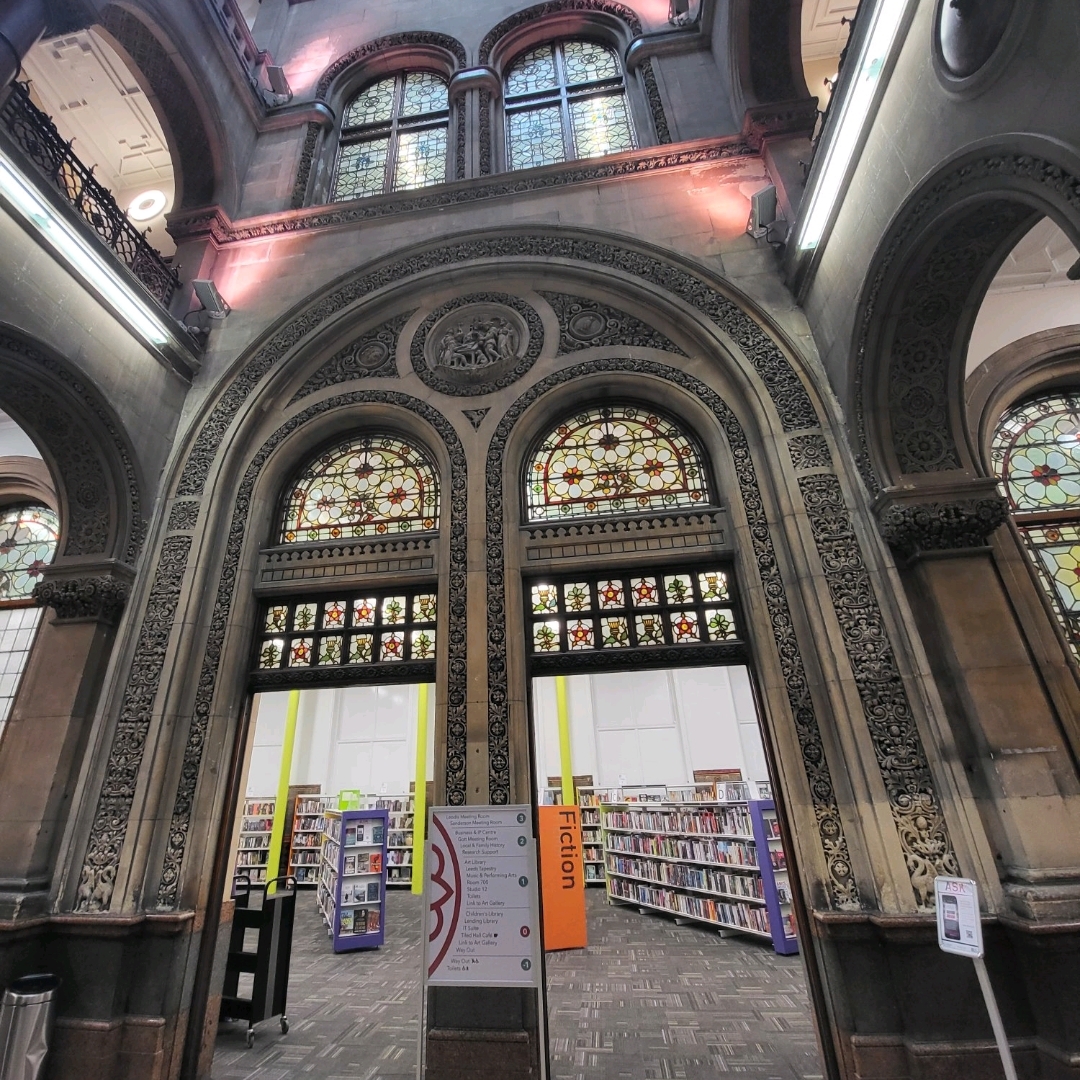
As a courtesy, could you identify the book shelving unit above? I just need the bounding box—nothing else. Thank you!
[288,795,334,886]
[364,794,415,886]
[577,787,619,886]
[235,797,275,885]
[599,782,797,954]
[317,808,388,952]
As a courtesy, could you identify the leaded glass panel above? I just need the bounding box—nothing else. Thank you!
[569,93,634,158]
[343,78,396,128]
[0,505,58,601]
[526,405,709,522]
[281,434,439,543]
[333,138,390,201]
[562,40,620,83]
[400,71,449,117]
[506,45,558,96]
[507,106,565,170]
[393,127,447,191]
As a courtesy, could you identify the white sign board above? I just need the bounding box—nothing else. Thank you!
[424,805,541,987]
[935,876,983,958]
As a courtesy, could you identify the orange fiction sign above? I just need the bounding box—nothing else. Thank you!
[537,805,587,951]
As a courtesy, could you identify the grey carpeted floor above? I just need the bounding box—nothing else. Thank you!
[212,888,823,1079]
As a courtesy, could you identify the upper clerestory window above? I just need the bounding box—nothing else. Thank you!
[332,71,450,201]
[504,40,635,171]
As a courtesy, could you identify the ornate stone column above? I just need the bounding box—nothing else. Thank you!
[875,475,1080,921]
[0,557,131,919]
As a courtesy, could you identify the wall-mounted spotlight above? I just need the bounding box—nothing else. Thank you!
[668,0,695,26]
[747,184,777,240]
[192,278,231,319]
[263,64,293,105]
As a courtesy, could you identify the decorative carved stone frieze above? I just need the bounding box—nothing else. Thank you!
[788,433,832,472]
[540,292,685,355]
[290,312,411,403]
[462,408,490,430]
[33,575,130,623]
[874,483,1009,560]
[410,294,543,396]
[167,500,200,533]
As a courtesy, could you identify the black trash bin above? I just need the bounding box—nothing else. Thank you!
[0,974,60,1080]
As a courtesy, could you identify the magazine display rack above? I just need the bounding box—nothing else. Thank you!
[317,808,388,952]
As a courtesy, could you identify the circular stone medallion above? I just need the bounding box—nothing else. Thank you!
[411,294,544,396]
[936,0,1016,79]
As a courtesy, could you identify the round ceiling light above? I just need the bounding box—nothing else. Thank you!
[127,189,167,222]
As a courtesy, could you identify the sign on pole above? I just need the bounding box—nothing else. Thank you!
[424,805,541,987]
[934,876,983,957]
[538,805,587,951]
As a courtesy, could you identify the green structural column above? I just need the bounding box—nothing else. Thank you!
[266,689,300,894]
[411,683,429,895]
[555,675,574,806]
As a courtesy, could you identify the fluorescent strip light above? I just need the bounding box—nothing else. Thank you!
[0,151,172,346]
[797,0,913,251]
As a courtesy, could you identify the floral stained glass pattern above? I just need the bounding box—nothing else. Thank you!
[401,72,449,117]
[505,39,633,170]
[526,405,709,522]
[282,434,438,543]
[253,586,438,676]
[525,566,740,657]
[994,394,1080,663]
[343,78,396,128]
[0,505,58,601]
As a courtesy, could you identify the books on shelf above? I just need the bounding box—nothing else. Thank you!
[288,794,334,885]
[316,807,389,953]
[362,793,416,886]
[585,782,797,954]
[233,797,276,885]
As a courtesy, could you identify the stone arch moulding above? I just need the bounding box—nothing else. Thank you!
[0,323,145,570]
[95,3,225,212]
[0,458,58,515]
[74,228,977,932]
[478,0,672,176]
[852,137,1080,497]
[291,32,469,208]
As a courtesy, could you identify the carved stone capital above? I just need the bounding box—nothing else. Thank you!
[32,560,135,623]
[875,480,1008,560]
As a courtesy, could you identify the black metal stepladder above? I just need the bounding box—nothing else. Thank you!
[221,874,297,1047]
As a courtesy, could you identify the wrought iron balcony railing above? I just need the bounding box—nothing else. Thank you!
[0,81,179,307]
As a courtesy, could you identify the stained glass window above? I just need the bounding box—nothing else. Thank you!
[525,566,740,662]
[253,585,437,681]
[281,435,438,543]
[333,72,449,201]
[525,405,709,522]
[505,40,635,171]
[993,393,1080,659]
[0,505,58,601]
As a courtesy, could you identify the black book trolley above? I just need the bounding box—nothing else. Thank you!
[221,874,297,1047]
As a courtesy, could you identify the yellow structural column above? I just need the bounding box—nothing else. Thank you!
[411,683,430,894]
[555,676,574,806]
[265,689,300,895]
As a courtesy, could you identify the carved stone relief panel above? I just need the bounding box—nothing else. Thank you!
[290,312,411,403]
[540,292,686,355]
[410,293,544,396]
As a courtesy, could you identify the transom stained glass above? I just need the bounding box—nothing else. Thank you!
[0,505,58,601]
[281,435,438,543]
[526,405,709,522]
[505,39,634,170]
[993,392,1080,661]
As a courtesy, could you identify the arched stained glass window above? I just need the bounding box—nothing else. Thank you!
[993,392,1080,659]
[525,405,709,522]
[281,435,439,543]
[505,40,635,171]
[333,72,449,201]
[0,504,58,601]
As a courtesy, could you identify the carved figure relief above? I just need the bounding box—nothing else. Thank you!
[412,294,543,395]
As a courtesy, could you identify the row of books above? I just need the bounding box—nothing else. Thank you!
[343,851,382,875]
[339,907,381,935]
[607,875,772,935]
[602,805,754,837]
[605,854,766,900]
[340,879,381,904]
[604,831,759,868]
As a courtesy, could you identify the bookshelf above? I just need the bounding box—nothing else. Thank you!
[599,783,797,954]
[288,795,334,886]
[577,787,619,886]
[235,797,275,885]
[364,794,415,886]
[317,808,388,952]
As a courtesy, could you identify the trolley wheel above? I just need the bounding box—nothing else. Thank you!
[280,1015,289,1035]
[245,1027,254,1049]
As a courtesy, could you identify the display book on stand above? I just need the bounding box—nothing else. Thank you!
[316,807,388,952]
[361,793,415,887]
[235,798,275,884]
[288,795,335,886]
[593,780,798,955]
